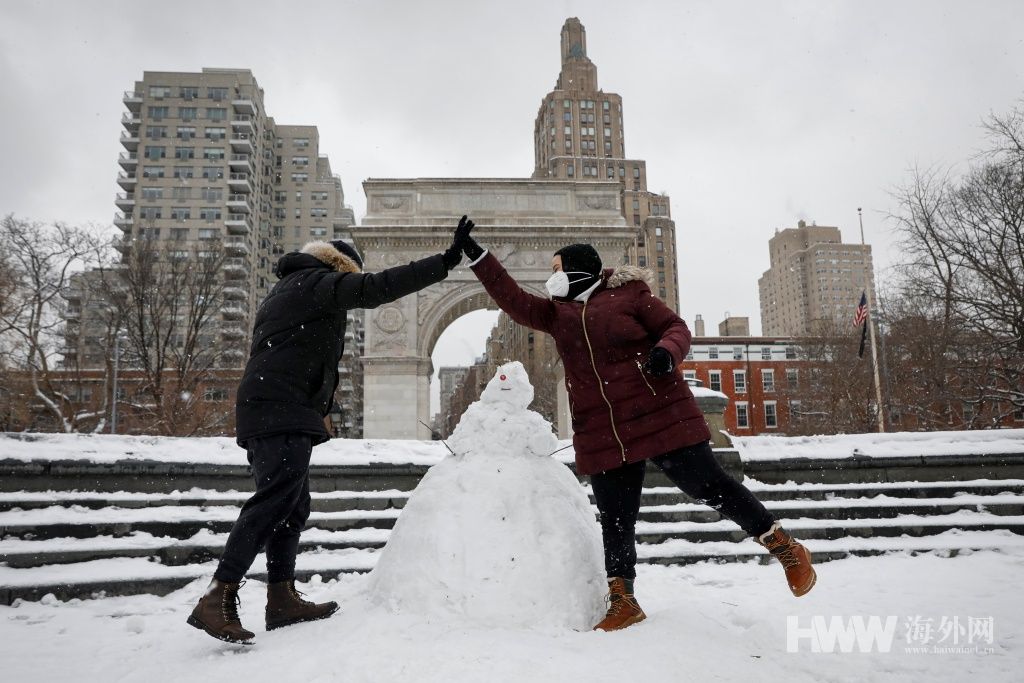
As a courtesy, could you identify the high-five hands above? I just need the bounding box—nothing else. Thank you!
[442,215,474,270]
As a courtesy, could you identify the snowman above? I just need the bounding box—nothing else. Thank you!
[367,361,606,630]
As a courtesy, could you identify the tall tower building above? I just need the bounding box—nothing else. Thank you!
[758,220,876,336]
[532,17,679,310]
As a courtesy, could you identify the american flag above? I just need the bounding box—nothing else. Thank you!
[853,291,868,326]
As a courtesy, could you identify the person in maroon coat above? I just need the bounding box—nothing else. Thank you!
[457,219,816,631]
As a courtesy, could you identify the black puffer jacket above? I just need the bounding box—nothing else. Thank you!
[235,241,448,447]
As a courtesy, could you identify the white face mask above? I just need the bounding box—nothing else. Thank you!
[545,271,593,298]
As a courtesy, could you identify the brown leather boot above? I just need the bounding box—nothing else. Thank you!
[593,577,647,631]
[186,579,255,644]
[757,523,817,597]
[265,580,339,631]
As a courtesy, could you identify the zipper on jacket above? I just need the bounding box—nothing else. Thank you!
[581,300,627,462]
[636,359,657,396]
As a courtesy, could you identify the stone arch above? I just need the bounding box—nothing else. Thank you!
[354,178,635,439]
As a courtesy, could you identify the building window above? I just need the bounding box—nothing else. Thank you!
[141,187,163,200]
[176,126,196,139]
[204,387,229,402]
[208,87,228,101]
[683,370,696,382]
[733,346,743,360]
[786,346,797,360]
[170,206,190,220]
[202,166,223,179]
[633,167,640,178]
[618,167,625,177]
[170,228,188,241]
[148,85,172,98]
[203,147,225,160]
[638,256,647,267]
[708,346,718,360]
[173,166,194,179]
[734,370,747,393]
[201,187,223,201]
[563,112,572,122]
[146,126,167,139]
[198,227,218,240]
[206,108,227,121]
[656,241,664,252]
[311,227,328,237]
[657,256,665,267]
[786,368,799,389]
[310,208,328,218]
[291,173,308,182]
[567,164,574,176]
[205,127,226,140]
[179,107,197,121]
[294,138,310,148]
[789,400,802,418]
[148,106,169,120]
[709,370,722,392]
[142,166,165,178]
[765,401,778,428]
[174,147,194,160]
[199,207,221,221]
[762,369,775,392]
[139,207,161,220]
[292,156,309,166]
[659,287,667,298]
[736,402,749,428]
[761,346,772,360]
[180,86,199,100]
[144,145,166,160]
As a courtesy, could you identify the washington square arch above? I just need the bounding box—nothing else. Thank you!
[352,178,636,439]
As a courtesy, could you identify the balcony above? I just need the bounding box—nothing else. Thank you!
[229,134,253,152]
[232,98,256,115]
[231,115,255,133]
[228,174,252,192]
[116,172,137,189]
[114,193,136,210]
[223,286,247,300]
[221,302,246,320]
[226,194,250,213]
[225,216,250,235]
[119,131,139,151]
[117,152,138,169]
[222,323,246,339]
[113,213,134,230]
[111,236,131,253]
[121,113,141,129]
[223,257,248,278]
[224,236,250,256]
[228,153,251,170]
[123,90,143,112]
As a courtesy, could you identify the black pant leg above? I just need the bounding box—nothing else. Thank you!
[651,440,775,538]
[214,433,313,583]
[589,459,647,580]
[264,470,312,583]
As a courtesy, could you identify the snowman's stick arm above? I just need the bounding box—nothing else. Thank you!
[419,420,455,454]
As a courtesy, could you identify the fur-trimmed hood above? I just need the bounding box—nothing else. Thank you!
[605,265,655,289]
[300,241,362,274]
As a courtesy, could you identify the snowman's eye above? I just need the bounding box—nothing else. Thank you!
[500,374,507,381]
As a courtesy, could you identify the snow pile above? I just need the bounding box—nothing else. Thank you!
[731,429,1024,461]
[368,362,605,630]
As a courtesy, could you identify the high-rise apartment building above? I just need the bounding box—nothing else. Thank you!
[532,17,679,310]
[758,220,876,336]
[73,68,363,435]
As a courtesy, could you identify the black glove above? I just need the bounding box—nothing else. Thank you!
[643,346,675,377]
[441,216,470,270]
[457,215,484,261]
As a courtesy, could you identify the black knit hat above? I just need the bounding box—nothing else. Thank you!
[330,240,363,269]
[554,243,602,276]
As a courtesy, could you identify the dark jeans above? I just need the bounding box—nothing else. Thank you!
[214,433,313,584]
[590,440,775,580]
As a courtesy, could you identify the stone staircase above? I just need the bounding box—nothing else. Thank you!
[2,453,1024,605]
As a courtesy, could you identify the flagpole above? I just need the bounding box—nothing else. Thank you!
[858,207,885,433]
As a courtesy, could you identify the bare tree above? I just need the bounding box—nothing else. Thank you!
[888,102,1024,420]
[103,235,233,435]
[0,215,109,432]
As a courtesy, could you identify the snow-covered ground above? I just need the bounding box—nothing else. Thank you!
[1,552,1021,683]
[731,429,1024,461]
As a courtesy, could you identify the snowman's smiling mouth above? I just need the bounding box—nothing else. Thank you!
[500,388,512,391]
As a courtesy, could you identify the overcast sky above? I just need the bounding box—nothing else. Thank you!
[3,0,1023,412]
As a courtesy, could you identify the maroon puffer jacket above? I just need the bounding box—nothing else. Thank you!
[471,252,711,475]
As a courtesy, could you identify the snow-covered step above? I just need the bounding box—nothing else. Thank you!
[635,512,1024,544]
[0,488,410,512]
[0,505,401,540]
[637,493,1024,523]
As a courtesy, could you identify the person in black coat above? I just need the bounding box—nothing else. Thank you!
[187,218,473,644]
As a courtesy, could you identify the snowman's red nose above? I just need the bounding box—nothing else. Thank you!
[500,374,507,381]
